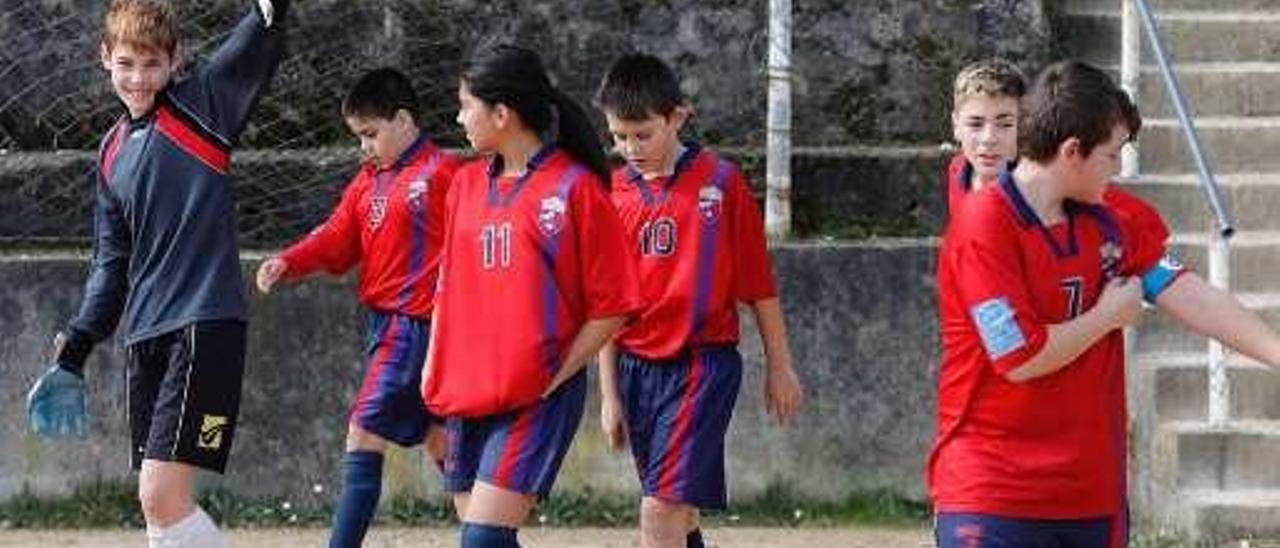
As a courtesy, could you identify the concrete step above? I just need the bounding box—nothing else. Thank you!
[1140,117,1280,174]
[1156,420,1280,492]
[1134,292,1280,353]
[1068,0,1280,12]
[1116,63,1280,118]
[1116,174,1280,233]
[1060,11,1280,65]
[1176,488,1280,542]
[1170,234,1280,293]
[1138,352,1280,421]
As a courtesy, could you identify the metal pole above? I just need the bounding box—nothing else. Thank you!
[1119,0,1140,180]
[1130,0,1234,426]
[765,0,792,240]
[1132,0,1234,238]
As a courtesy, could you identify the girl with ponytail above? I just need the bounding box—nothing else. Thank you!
[421,44,641,548]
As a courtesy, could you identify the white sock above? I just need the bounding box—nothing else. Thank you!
[145,506,228,548]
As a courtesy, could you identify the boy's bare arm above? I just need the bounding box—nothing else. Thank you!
[1006,277,1142,382]
[751,297,802,423]
[597,341,627,450]
[1156,273,1280,366]
[544,316,629,397]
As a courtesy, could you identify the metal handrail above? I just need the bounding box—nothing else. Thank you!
[1122,0,1235,426]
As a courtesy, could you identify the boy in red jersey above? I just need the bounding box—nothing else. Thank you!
[256,68,458,548]
[422,44,642,548]
[932,60,1280,548]
[593,54,803,548]
[946,59,1024,213]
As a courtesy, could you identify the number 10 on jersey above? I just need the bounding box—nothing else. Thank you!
[481,221,513,270]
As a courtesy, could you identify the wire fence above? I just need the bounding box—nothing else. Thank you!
[0,0,1049,247]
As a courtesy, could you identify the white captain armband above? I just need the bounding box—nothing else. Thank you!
[1141,253,1187,304]
[971,297,1026,360]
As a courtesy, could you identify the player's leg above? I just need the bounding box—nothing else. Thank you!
[461,371,590,547]
[640,497,695,548]
[330,313,434,547]
[138,320,246,548]
[630,347,742,548]
[686,510,705,548]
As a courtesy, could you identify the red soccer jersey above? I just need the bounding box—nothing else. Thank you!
[609,145,779,359]
[280,136,460,319]
[424,148,642,417]
[945,152,974,217]
[930,172,1170,518]
[945,155,1166,234]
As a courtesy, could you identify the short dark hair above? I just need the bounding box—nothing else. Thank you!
[595,53,686,120]
[1020,60,1141,162]
[342,67,419,122]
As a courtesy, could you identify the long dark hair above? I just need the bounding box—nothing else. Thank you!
[461,44,609,185]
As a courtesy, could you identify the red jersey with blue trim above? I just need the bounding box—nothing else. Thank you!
[280,135,459,319]
[425,148,642,417]
[609,145,778,359]
[945,153,1167,234]
[945,152,975,217]
[930,172,1171,518]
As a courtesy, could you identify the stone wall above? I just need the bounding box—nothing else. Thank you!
[0,242,942,504]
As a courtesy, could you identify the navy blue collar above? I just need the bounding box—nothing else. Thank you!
[999,168,1080,258]
[388,132,430,170]
[625,142,702,205]
[487,144,557,207]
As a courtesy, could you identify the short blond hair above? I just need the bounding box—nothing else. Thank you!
[102,0,178,54]
[953,59,1026,106]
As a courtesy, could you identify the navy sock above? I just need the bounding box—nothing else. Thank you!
[328,450,384,548]
[687,528,706,548]
[460,522,521,548]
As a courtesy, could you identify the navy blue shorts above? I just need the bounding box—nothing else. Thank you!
[440,370,587,496]
[350,312,436,447]
[617,345,742,510]
[935,512,1128,548]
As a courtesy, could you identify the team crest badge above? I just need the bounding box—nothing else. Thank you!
[538,195,568,236]
[407,180,428,211]
[1100,240,1124,280]
[198,414,229,450]
[698,185,723,224]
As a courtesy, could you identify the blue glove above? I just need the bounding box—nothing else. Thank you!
[27,364,88,439]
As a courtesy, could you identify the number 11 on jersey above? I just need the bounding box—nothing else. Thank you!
[481,221,513,270]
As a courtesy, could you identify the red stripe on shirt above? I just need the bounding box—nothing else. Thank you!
[156,105,230,174]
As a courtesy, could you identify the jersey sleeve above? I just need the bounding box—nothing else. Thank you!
[1106,186,1187,302]
[279,175,363,278]
[68,171,132,343]
[166,1,288,144]
[946,209,1049,375]
[727,168,779,302]
[944,153,969,220]
[571,175,642,320]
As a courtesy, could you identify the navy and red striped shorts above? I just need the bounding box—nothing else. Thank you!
[350,311,437,446]
[617,345,743,510]
[440,370,588,496]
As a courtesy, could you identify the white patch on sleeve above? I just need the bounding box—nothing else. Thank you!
[971,297,1026,360]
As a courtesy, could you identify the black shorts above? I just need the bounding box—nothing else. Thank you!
[127,319,246,473]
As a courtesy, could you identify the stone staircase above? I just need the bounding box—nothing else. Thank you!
[1062,0,1280,541]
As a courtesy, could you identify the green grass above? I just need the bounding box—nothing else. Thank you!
[0,479,928,530]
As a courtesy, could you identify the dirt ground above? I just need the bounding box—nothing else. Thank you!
[0,526,934,547]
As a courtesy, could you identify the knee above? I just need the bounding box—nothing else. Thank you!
[640,498,692,547]
[137,480,192,525]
